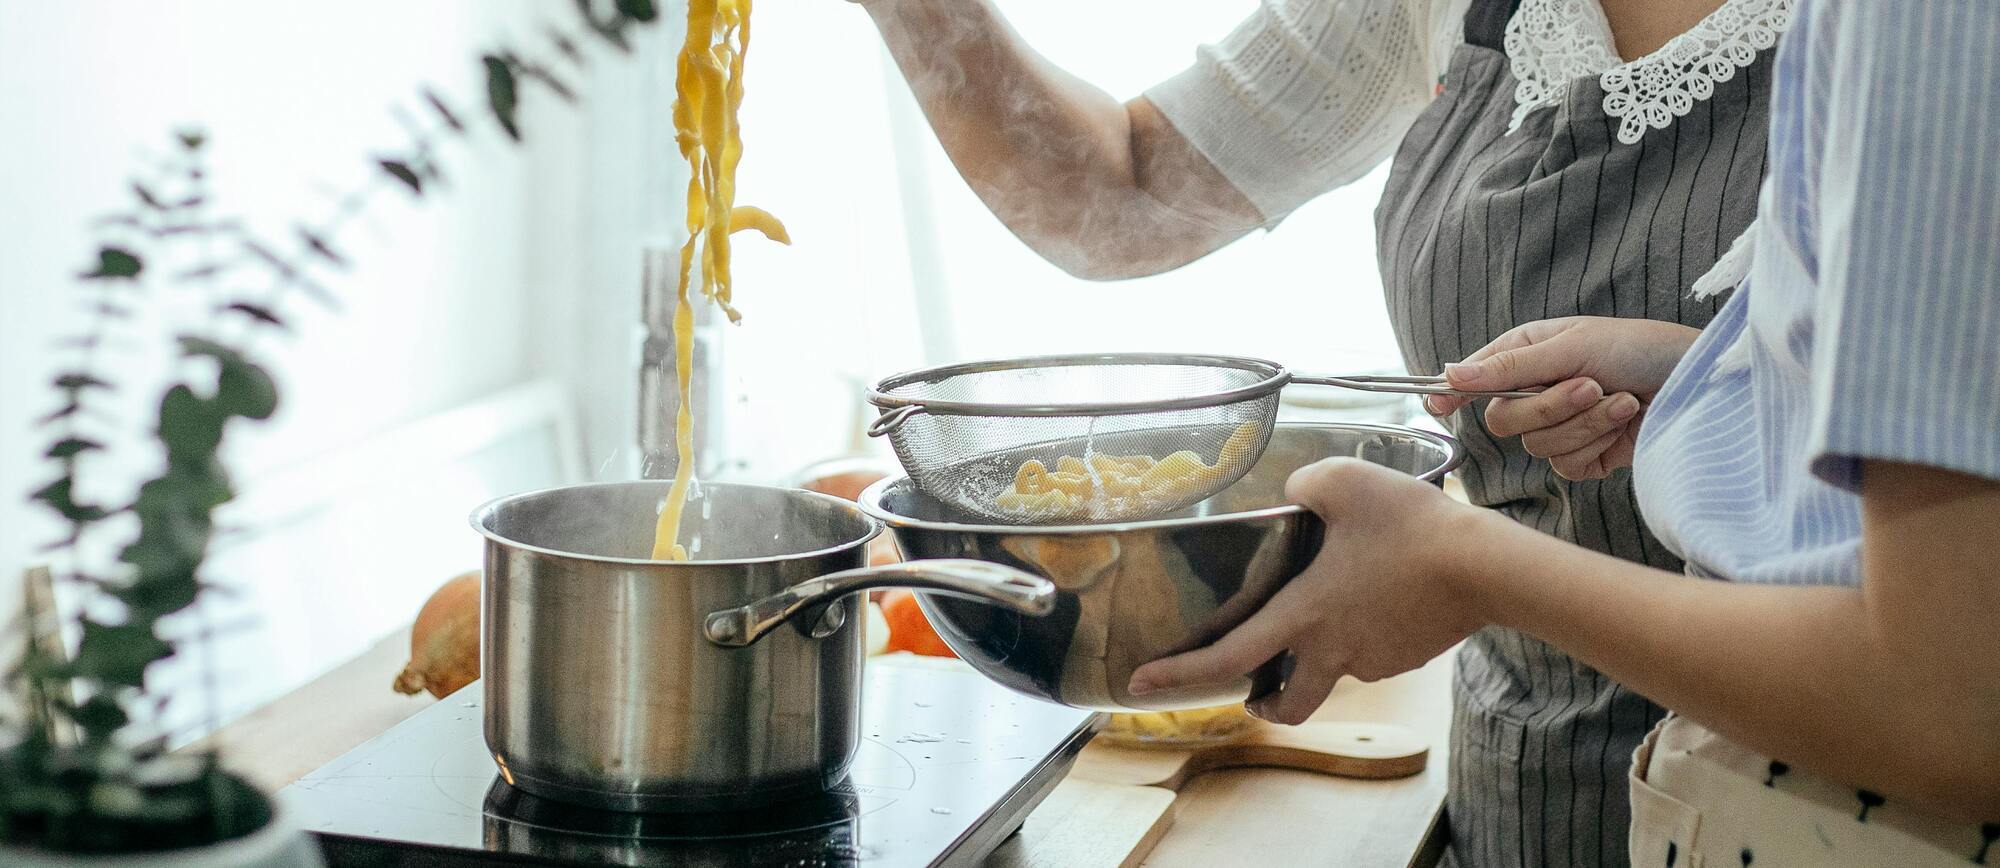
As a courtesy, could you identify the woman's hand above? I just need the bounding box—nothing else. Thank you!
[1425,317,1701,480]
[1125,458,1494,724]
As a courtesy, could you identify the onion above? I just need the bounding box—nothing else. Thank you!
[393,570,480,699]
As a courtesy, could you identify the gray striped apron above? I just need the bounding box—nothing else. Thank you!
[1374,1,1772,865]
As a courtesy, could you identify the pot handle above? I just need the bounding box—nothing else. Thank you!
[703,559,1056,648]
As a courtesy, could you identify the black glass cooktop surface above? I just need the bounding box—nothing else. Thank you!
[282,663,1100,867]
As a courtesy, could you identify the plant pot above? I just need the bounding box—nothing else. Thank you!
[0,781,322,868]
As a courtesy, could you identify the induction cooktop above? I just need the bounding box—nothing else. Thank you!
[282,663,1102,867]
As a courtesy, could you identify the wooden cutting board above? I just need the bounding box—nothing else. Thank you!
[1079,720,1428,790]
[990,718,1429,868]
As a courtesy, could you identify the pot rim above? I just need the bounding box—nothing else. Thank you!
[858,421,1463,535]
[469,480,883,567]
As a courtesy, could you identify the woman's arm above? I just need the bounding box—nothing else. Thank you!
[1129,457,2000,821]
[1460,460,2000,820]
[860,0,1262,279]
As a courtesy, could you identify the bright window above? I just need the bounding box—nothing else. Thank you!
[716,1,1406,482]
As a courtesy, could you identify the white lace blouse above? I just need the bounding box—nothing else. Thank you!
[1146,0,1796,222]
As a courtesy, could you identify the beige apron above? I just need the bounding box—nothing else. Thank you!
[1629,715,1997,866]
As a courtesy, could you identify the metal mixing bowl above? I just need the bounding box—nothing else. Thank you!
[857,422,1463,712]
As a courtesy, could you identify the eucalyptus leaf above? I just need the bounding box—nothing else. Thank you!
[70,622,175,689]
[378,159,424,194]
[31,477,110,524]
[53,372,114,393]
[218,301,288,331]
[116,520,209,607]
[67,694,131,738]
[423,87,466,134]
[156,385,225,459]
[179,337,279,419]
[46,437,105,459]
[176,261,227,281]
[214,355,278,420]
[177,334,234,361]
[484,55,521,141]
[574,0,634,51]
[81,247,143,280]
[615,0,658,22]
[36,401,82,426]
[130,182,168,211]
[548,28,585,66]
[296,226,349,269]
[133,458,234,514]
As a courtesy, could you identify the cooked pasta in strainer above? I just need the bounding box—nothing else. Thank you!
[994,423,1263,521]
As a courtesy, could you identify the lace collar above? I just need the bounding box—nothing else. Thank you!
[1503,0,1796,144]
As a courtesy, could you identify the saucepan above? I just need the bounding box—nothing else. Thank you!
[471,481,1055,813]
[857,422,1463,712]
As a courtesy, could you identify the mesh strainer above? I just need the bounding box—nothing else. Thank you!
[866,353,1531,524]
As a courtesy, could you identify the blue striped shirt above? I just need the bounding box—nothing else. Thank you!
[1633,0,2000,586]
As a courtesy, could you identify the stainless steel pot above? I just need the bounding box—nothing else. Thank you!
[471,482,1055,813]
[856,422,1463,713]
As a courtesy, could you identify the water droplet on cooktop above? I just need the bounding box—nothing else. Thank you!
[930,807,953,815]
[914,701,933,707]
[956,738,972,744]
[459,701,477,708]
[896,731,945,744]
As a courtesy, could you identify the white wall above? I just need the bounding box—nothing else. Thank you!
[0,1,591,733]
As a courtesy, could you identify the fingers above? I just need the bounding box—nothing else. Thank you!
[1128,601,1300,697]
[1549,427,1634,481]
[1426,324,1549,417]
[1519,392,1641,457]
[1283,457,1409,520]
[1485,377,1602,437]
[1424,393,1464,417]
[1249,656,1343,725]
[1445,336,1582,394]
[1598,433,1637,475]
[1457,320,1547,366]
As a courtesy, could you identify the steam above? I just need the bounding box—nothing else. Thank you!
[865,0,1267,281]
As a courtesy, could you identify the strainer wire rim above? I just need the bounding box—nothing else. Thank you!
[865,352,1291,418]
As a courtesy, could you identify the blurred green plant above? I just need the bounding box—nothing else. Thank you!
[1,0,659,853]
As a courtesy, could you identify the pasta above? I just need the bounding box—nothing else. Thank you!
[652,0,789,561]
[994,423,1263,520]
[1100,706,1255,746]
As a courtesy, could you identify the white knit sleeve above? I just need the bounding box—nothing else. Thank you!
[1145,0,1470,223]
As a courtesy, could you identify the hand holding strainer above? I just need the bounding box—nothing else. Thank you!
[866,353,1532,524]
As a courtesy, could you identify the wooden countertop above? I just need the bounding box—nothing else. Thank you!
[198,630,1453,867]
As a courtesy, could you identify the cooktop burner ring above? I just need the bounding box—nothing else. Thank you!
[482,777,871,840]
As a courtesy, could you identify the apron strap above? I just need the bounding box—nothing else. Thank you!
[1464,0,1523,53]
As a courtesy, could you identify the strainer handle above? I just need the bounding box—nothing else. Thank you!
[1291,373,1539,400]
[702,559,1056,648]
[866,404,926,437]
